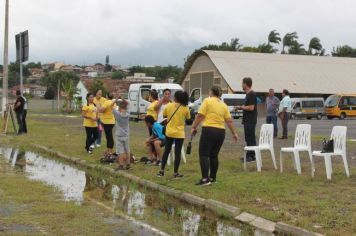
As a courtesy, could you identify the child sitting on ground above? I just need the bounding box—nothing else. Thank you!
[113,97,131,171]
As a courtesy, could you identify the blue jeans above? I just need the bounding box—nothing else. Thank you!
[266,115,278,137]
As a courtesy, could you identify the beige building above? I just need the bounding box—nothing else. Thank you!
[181,50,356,96]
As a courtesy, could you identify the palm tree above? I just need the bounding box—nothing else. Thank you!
[258,43,277,53]
[282,32,298,54]
[288,41,306,55]
[268,30,281,45]
[308,37,323,55]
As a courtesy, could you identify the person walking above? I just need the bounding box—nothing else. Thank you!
[155,88,171,124]
[93,89,106,147]
[191,86,238,186]
[266,89,280,138]
[99,93,116,157]
[82,93,98,154]
[157,91,190,178]
[236,77,257,163]
[278,89,292,139]
[14,90,26,135]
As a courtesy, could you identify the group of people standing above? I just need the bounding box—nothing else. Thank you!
[82,89,131,170]
[82,78,292,186]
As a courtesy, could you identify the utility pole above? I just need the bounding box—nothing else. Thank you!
[2,0,9,116]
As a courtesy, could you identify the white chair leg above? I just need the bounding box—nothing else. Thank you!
[324,155,332,180]
[308,150,315,177]
[270,148,277,170]
[181,145,186,164]
[341,154,350,177]
[243,151,247,171]
[255,150,262,172]
[294,151,302,175]
[280,151,283,173]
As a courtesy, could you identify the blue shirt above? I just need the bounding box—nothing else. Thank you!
[152,122,165,140]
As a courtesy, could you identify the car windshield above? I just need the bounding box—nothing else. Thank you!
[325,95,340,107]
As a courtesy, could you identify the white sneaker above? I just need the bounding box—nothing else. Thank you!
[90,145,95,149]
[95,144,101,148]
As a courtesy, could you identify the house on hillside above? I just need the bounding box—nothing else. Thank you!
[76,79,131,105]
[181,50,356,97]
[11,84,47,97]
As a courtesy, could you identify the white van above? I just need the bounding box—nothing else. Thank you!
[187,87,245,120]
[128,83,183,120]
[221,94,246,119]
[290,97,325,120]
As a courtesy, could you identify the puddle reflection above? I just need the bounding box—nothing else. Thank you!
[0,147,260,236]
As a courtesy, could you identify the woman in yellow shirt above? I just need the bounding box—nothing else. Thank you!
[82,93,98,154]
[146,90,159,136]
[157,91,190,178]
[191,86,238,186]
[93,89,106,147]
[98,93,116,156]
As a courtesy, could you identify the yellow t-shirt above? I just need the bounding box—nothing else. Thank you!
[93,97,107,119]
[82,104,98,127]
[198,97,231,129]
[163,102,190,139]
[146,100,158,120]
[101,100,115,124]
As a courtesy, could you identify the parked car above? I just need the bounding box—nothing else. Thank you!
[290,97,325,120]
[325,94,356,119]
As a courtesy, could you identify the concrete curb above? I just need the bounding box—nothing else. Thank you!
[275,222,324,236]
[31,144,324,236]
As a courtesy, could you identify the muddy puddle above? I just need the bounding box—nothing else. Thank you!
[0,147,271,236]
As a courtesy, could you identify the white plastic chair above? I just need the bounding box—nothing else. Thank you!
[280,124,314,176]
[244,124,277,172]
[312,126,350,180]
[167,143,186,166]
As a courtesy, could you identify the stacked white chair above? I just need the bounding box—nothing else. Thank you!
[312,126,350,180]
[167,143,186,166]
[280,124,315,176]
[244,124,277,172]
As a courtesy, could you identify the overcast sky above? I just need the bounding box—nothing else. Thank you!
[0,0,356,67]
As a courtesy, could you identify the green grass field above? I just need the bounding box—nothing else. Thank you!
[1,113,355,235]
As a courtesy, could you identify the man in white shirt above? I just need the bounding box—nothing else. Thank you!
[278,89,291,139]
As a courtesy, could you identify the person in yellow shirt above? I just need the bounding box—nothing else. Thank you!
[146,90,159,136]
[98,93,116,156]
[93,89,107,147]
[191,86,238,186]
[157,91,190,178]
[82,93,98,154]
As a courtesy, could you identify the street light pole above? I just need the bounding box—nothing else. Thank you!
[2,0,9,116]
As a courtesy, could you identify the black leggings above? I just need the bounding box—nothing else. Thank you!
[199,127,225,179]
[161,137,184,173]
[103,124,115,149]
[85,127,98,151]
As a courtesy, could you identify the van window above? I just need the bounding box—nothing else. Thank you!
[129,91,138,101]
[302,101,324,108]
[223,98,245,106]
[141,89,150,102]
[294,102,300,108]
[344,96,356,106]
[325,95,340,107]
[190,89,201,102]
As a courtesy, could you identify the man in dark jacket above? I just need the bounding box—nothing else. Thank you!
[14,90,25,135]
